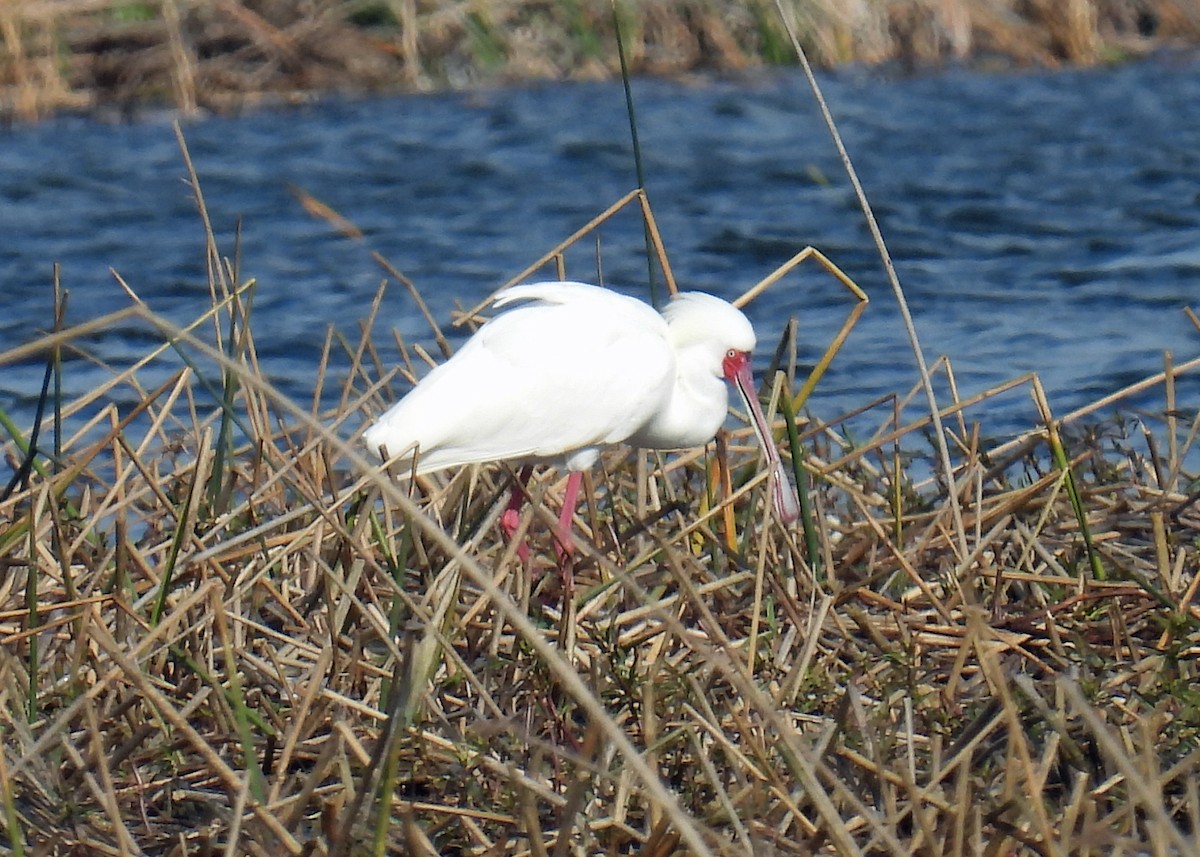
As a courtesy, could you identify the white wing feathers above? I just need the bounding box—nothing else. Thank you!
[364,283,676,474]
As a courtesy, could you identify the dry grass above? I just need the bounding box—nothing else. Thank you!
[2,124,1199,856]
[3,0,1199,121]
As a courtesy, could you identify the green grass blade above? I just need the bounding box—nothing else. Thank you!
[2,359,54,501]
[372,670,404,857]
[778,377,821,579]
[152,432,209,626]
[1047,430,1106,582]
[0,407,30,455]
[214,600,267,802]
[1034,382,1106,582]
[207,276,256,515]
[611,0,659,308]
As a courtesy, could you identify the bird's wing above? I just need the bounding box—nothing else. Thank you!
[366,285,676,474]
[492,280,611,311]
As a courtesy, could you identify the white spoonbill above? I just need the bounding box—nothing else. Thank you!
[364,281,800,561]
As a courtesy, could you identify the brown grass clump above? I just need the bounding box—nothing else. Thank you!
[2,129,1199,855]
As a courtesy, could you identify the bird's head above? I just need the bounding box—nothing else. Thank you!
[663,291,757,380]
[664,290,800,524]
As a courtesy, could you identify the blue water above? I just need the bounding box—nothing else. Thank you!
[2,58,1198,446]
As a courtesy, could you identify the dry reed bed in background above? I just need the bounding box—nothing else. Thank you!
[4,0,1200,121]
[1,156,1199,855]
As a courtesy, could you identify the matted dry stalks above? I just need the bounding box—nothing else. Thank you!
[3,141,1200,857]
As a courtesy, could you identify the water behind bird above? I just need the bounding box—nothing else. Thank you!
[2,58,1198,448]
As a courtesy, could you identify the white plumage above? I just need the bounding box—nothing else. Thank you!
[365,281,798,524]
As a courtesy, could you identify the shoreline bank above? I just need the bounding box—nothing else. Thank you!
[3,0,1199,123]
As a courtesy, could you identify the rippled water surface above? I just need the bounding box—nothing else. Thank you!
[3,58,1199,440]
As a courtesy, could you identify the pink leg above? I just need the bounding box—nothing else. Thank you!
[554,471,584,558]
[501,465,533,563]
[554,471,583,596]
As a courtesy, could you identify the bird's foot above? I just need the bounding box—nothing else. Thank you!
[500,507,520,539]
[501,508,531,564]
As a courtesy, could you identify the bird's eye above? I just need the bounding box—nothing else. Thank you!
[726,349,737,358]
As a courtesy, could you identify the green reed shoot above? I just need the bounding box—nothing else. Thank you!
[778,377,821,578]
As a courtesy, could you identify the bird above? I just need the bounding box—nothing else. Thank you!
[364,281,800,572]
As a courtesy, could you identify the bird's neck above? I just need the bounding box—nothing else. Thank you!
[628,352,728,450]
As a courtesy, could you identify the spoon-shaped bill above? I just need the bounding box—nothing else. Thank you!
[725,353,801,524]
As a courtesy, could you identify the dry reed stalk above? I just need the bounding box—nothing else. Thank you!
[162,0,196,116]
